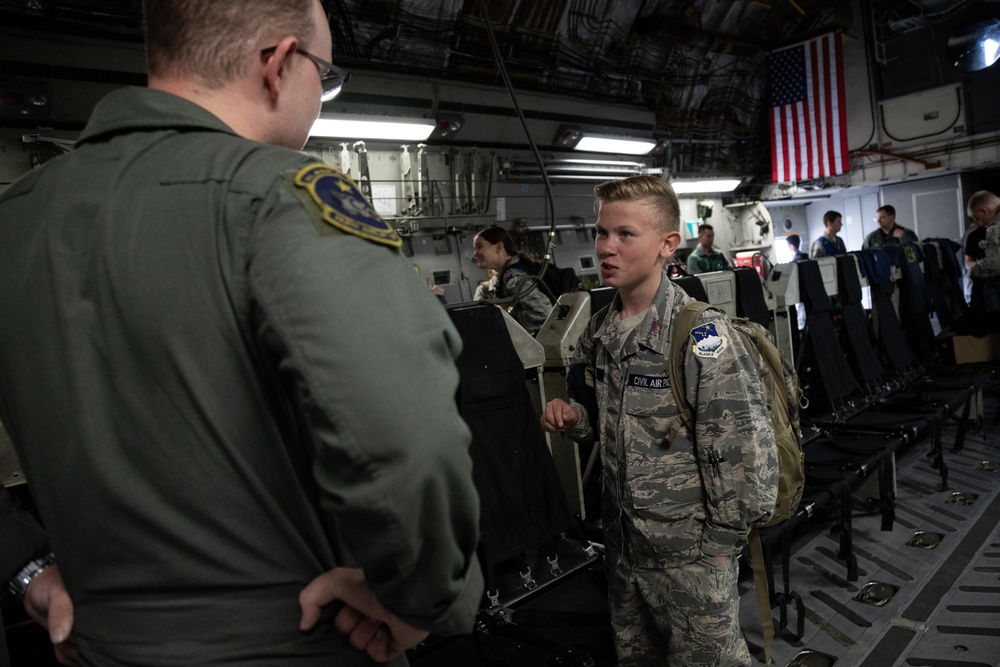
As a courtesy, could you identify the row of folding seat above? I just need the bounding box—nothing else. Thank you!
[672,248,995,656]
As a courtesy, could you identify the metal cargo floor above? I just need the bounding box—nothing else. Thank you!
[741,383,1000,667]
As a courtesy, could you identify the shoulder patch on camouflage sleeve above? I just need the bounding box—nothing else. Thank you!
[690,322,728,359]
[292,163,401,248]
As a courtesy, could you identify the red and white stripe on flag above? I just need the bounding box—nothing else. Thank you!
[768,31,849,183]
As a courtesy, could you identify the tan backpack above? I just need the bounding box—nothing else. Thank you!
[667,301,805,665]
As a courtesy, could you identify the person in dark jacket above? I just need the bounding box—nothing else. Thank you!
[786,234,809,261]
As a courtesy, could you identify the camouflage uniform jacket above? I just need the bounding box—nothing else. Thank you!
[496,258,553,333]
[565,273,778,567]
[976,211,1000,279]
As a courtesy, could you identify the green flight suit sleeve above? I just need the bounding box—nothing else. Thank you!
[246,173,483,636]
[684,313,778,556]
[686,250,706,275]
[902,228,921,246]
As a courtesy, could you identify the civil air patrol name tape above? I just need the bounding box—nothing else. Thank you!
[690,323,728,359]
[628,374,670,389]
[294,164,401,248]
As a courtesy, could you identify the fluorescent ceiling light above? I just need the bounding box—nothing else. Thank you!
[984,37,999,64]
[671,179,742,194]
[310,115,436,141]
[573,134,657,156]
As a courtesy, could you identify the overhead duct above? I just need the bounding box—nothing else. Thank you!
[497,157,647,182]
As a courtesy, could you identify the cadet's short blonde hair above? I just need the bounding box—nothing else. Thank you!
[593,176,680,234]
[966,190,1000,218]
[145,0,317,88]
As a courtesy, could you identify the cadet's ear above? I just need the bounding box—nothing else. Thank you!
[660,230,682,260]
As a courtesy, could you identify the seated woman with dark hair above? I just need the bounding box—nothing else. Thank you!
[472,226,553,333]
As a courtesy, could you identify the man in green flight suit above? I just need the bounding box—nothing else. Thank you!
[686,223,732,275]
[862,204,920,250]
[0,1,483,665]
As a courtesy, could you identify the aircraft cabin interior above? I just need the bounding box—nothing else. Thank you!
[2,1,999,666]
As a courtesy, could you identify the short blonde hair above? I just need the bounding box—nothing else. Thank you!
[145,0,317,88]
[593,176,680,234]
[966,190,1000,218]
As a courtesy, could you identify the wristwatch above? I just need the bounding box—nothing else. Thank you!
[6,552,56,599]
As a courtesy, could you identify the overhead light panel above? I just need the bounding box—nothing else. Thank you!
[554,124,656,156]
[310,114,436,141]
[574,133,657,156]
[670,179,742,194]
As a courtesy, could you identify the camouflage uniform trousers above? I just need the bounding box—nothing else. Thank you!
[606,553,750,667]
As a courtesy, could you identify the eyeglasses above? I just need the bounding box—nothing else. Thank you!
[260,46,350,102]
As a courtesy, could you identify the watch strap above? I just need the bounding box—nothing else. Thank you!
[6,552,56,599]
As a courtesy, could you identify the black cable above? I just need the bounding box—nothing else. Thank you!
[474,0,560,309]
[328,0,360,58]
[363,25,399,60]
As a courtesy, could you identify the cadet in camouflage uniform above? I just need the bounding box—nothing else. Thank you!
[966,190,1000,313]
[472,226,553,333]
[542,176,778,666]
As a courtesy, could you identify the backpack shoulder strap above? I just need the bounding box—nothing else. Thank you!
[748,525,778,665]
[665,300,714,443]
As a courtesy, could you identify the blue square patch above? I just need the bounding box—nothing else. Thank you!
[690,322,728,359]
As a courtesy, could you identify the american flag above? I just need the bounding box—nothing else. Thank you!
[768,32,849,183]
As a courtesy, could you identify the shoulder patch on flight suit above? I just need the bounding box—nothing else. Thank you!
[689,322,728,359]
[291,163,401,248]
